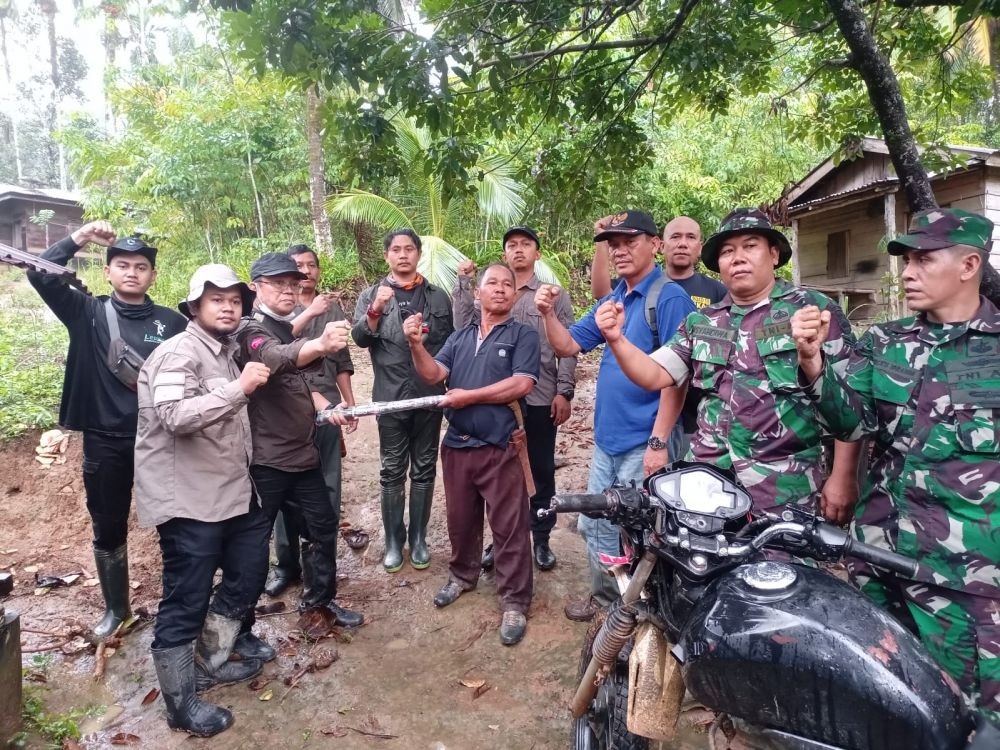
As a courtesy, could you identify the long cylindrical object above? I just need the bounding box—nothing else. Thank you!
[315,395,446,424]
[507,400,536,497]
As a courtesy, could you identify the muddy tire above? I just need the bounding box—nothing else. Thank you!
[570,612,649,750]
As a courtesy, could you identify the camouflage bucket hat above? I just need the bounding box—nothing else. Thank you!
[701,208,792,273]
[887,208,994,256]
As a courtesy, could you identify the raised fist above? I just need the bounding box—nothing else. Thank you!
[320,320,351,353]
[372,284,394,314]
[457,260,477,279]
[595,300,625,342]
[239,361,270,395]
[593,215,614,236]
[307,293,333,317]
[402,312,424,344]
[71,220,117,248]
[791,306,831,381]
[535,284,561,316]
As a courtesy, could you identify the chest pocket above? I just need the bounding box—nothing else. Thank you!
[757,334,799,392]
[871,360,918,441]
[946,359,1000,455]
[691,340,733,392]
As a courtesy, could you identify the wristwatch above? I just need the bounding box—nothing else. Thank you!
[558,390,574,401]
[647,436,668,450]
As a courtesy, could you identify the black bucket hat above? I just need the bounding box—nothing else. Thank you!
[701,208,792,273]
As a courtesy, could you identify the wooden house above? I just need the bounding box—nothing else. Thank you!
[776,138,1000,322]
[0,184,83,254]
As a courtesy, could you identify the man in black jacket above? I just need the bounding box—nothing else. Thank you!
[27,220,187,642]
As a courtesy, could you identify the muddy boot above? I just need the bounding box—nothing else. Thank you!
[194,612,262,692]
[152,642,233,737]
[407,481,434,570]
[91,544,133,643]
[380,484,406,573]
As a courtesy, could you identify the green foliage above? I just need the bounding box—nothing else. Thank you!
[15,686,83,749]
[0,275,67,441]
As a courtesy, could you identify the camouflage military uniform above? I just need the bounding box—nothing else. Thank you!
[808,208,1000,720]
[650,278,854,513]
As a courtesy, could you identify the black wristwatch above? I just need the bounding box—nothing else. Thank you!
[647,436,668,450]
[558,390,574,401]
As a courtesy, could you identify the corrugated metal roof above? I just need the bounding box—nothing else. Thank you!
[0,183,81,204]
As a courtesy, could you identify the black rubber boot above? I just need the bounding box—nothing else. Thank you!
[91,544,133,643]
[407,482,434,570]
[380,484,406,573]
[152,643,233,737]
[233,631,276,662]
[194,612,263,692]
[301,540,338,608]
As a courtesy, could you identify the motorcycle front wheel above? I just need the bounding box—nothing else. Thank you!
[570,612,649,750]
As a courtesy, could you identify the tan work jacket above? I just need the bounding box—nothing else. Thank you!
[134,320,253,527]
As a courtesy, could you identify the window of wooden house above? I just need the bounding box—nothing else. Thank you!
[827,230,849,278]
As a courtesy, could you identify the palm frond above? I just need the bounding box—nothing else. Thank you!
[418,235,469,294]
[325,189,413,230]
[533,257,566,287]
[474,154,526,227]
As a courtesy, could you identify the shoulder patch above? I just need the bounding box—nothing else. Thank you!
[250,336,266,351]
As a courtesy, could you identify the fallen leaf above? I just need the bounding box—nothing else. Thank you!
[140,688,159,706]
[109,733,141,746]
[24,565,39,573]
[248,678,271,691]
[259,689,273,701]
[320,727,349,737]
[312,649,338,670]
[33,587,49,596]
[83,578,99,587]
[488,724,499,731]
[473,683,491,700]
[129,581,140,590]
[336,706,353,714]
[459,678,486,689]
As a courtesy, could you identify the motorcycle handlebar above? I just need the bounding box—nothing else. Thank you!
[844,536,919,578]
[546,494,614,515]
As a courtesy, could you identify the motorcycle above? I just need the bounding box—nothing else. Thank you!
[544,461,1000,750]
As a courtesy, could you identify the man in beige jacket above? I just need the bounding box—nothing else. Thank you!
[135,264,271,738]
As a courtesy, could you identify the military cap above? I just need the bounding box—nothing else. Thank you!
[503,225,541,248]
[887,208,994,255]
[250,252,308,280]
[701,208,792,273]
[594,210,659,242]
[107,234,157,266]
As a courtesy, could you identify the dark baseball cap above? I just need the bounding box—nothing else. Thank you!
[887,208,994,256]
[250,252,308,280]
[107,234,157,266]
[594,211,659,242]
[502,226,541,248]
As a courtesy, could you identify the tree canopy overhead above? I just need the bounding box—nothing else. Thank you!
[216,0,997,214]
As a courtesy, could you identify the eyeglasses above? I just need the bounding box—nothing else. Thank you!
[258,278,301,291]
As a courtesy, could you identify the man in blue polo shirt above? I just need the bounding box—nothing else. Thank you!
[406,263,540,646]
[536,210,695,621]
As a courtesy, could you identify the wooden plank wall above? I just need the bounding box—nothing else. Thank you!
[798,198,889,289]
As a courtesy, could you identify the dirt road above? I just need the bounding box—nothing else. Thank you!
[1,357,641,749]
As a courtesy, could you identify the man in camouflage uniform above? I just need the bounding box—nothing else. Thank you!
[792,207,1000,721]
[594,208,861,519]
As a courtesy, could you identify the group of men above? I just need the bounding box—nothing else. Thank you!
[26,201,999,732]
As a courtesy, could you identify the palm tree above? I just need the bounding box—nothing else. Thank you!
[327,117,561,291]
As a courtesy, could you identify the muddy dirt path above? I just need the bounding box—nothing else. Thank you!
[1,355,714,750]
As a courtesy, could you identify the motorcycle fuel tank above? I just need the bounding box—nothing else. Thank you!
[677,562,971,750]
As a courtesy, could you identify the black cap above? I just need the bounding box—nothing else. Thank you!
[250,252,308,280]
[594,211,658,242]
[502,226,541,248]
[107,234,157,266]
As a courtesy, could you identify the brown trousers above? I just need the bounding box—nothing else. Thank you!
[440,442,533,614]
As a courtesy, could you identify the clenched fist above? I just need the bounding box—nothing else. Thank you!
[371,284,394,315]
[239,361,270,395]
[403,312,425,344]
[71,220,117,248]
[457,260,477,279]
[320,320,351,353]
[593,215,614,236]
[791,306,830,382]
[595,300,625,342]
[535,284,561,316]
[306,293,334,317]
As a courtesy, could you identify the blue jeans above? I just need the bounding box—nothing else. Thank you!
[578,429,682,605]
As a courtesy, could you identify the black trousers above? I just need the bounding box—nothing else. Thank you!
[272,424,342,578]
[377,408,443,488]
[250,464,339,606]
[82,431,135,551]
[525,404,557,540]
[152,504,271,649]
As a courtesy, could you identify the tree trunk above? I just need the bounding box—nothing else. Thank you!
[825,0,937,213]
[0,15,24,182]
[38,0,61,186]
[305,85,334,256]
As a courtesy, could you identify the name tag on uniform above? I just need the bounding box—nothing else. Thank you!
[945,358,1000,407]
[690,325,736,343]
[754,320,792,341]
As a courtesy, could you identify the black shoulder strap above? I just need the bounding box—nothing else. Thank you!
[645,275,668,348]
[104,298,121,342]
